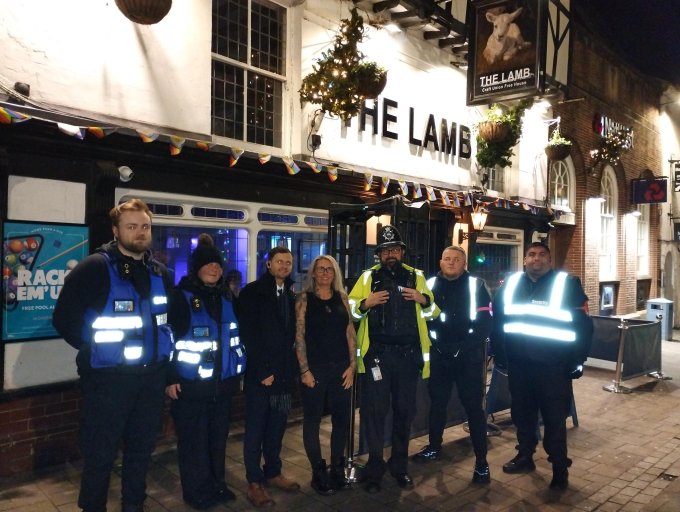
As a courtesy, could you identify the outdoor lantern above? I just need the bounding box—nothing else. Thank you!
[470,207,489,232]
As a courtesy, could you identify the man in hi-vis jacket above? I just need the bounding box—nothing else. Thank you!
[349,225,438,494]
[491,242,593,491]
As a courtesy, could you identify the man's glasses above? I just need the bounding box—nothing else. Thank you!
[316,266,335,274]
[380,247,402,255]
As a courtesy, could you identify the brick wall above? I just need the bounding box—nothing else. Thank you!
[551,26,662,316]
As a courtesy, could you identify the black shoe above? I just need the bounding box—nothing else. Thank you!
[121,502,148,512]
[364,480,381,493]
[311,459,336,496]
[329,458,351,490]
[472,459,490,484]
[550,467,569,490]
[502,454,536,474]
[184,496,217,511]
[412,445,441,463]
[214,483,236,502]
[393,473,414,489]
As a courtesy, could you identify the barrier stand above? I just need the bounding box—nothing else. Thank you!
[603,318,632,393]
[344,370,361,484]
[648,370,672,381]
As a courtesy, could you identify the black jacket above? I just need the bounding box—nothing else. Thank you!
[235,271,296,394]
[52,241,173,374]
[490,269,593,368]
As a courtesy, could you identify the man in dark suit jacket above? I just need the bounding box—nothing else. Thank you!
[236,247,300,508]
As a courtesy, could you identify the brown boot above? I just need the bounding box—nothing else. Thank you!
[266,474,301,492]
[247,483,274,508]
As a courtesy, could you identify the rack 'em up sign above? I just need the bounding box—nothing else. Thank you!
[631,177,668,204]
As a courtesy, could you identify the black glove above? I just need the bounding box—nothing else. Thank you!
[568,364,584,379]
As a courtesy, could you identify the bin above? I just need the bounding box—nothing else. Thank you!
[646,298,673,341]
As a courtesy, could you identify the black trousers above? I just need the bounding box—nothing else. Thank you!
[171,392,232,502]
[78,368,166,512]
[507,361,573,468]
[360,345,420,482]
[243,381,290,483]
[428,345,487,458]
[300,361,351,468]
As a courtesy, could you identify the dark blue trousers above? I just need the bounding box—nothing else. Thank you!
[78,368,166,512]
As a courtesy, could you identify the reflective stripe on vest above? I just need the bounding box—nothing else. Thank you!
[502,271,576,342]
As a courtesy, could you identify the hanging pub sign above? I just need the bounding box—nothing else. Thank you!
[467,0,547,105]
[631,177,668,204]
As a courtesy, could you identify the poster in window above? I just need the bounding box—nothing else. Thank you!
[2,221,89,341]
[467,0,547,105]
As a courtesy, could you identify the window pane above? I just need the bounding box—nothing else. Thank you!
[550,160,570,208]
[212,61,245,139]
[246,71,282,146]
[212,0,248,62]
[251,0,285,75]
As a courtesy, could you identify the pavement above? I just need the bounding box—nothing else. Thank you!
[3,336,680,512]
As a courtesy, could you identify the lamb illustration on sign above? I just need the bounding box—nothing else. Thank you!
[482,7,531,64]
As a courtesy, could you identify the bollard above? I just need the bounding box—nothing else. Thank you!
[603,317,632,393]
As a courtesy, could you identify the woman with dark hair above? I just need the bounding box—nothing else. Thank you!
[166,234,246,510]
[295,255,356,495]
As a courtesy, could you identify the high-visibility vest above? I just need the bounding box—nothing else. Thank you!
[502,271,577,343]
[426,275,482,342]
[82,254,173,368]
[173,291,246,380]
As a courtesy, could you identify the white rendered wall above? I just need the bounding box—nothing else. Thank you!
[0,0,211,135]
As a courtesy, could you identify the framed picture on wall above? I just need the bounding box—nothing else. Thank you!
[601,285,615,310]
[2,221,89,341]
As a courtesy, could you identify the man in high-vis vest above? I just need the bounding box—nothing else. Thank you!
[490,242,593,491]
[53,198,174,512]
[412,246,492,484]
[349,225,437,494]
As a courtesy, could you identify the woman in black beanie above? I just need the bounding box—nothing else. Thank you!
[166,234,246,510]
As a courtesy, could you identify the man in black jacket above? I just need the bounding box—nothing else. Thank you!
[490,242,593,491]
[53,199,174,512]
[413,246,492,484]
[236,247,300,508]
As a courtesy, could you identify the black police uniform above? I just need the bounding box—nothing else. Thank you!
[491,268,593,473]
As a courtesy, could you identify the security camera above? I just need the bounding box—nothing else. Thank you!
[118,166,134,182]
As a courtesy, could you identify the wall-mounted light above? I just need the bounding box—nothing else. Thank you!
[118,166,134,182]
[458,206,489,244]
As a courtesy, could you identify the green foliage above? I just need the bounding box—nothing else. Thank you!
[475,99,532,169]
[547,127,572,147]
[299,8,386,122]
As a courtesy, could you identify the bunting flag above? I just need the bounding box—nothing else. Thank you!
[169,136,186,156]
[412,183,422,199]
[380,176,390,195]
[364,173,373,191]
[426,185,436,201]
[327,165,338,182]
[87,126,118,139]
[440,189,451,206]
[229,147,245,167]
[307,162,323,173]
[464,193,473,206]
[136,130,159,143]
[453,193,461,207]
[0,107,30,124]
[195,141,215,152]
[57,123,86,140]
[398,180,408,196]
[554,210,562,220]
[282,156,300,175]
[258,153,272,165]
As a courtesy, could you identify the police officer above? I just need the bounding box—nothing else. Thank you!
[412,246,492,484]
[490,242,593,490]
[165,234,246,510]
[349,225,437,493]
[53,199,174,512]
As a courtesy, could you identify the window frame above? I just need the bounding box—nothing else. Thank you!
[599,166,618,280]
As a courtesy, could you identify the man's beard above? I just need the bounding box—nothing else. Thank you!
[383,257,400,269]
[119,237,150,255]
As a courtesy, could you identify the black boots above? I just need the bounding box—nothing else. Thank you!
[329,458,350,490]
[550,466,569,490]
[472,458,491,484]
[502,454,536,474]
[311,460,336,496]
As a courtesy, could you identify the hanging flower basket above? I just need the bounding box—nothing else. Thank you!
[478,121,510,143]
[545,144,571,161]
[356,66,387,99]
[115,0,172,25]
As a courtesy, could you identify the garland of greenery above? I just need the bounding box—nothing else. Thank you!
[299,8,386,122]
[590,128,632,165]
[476,99,532,169]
